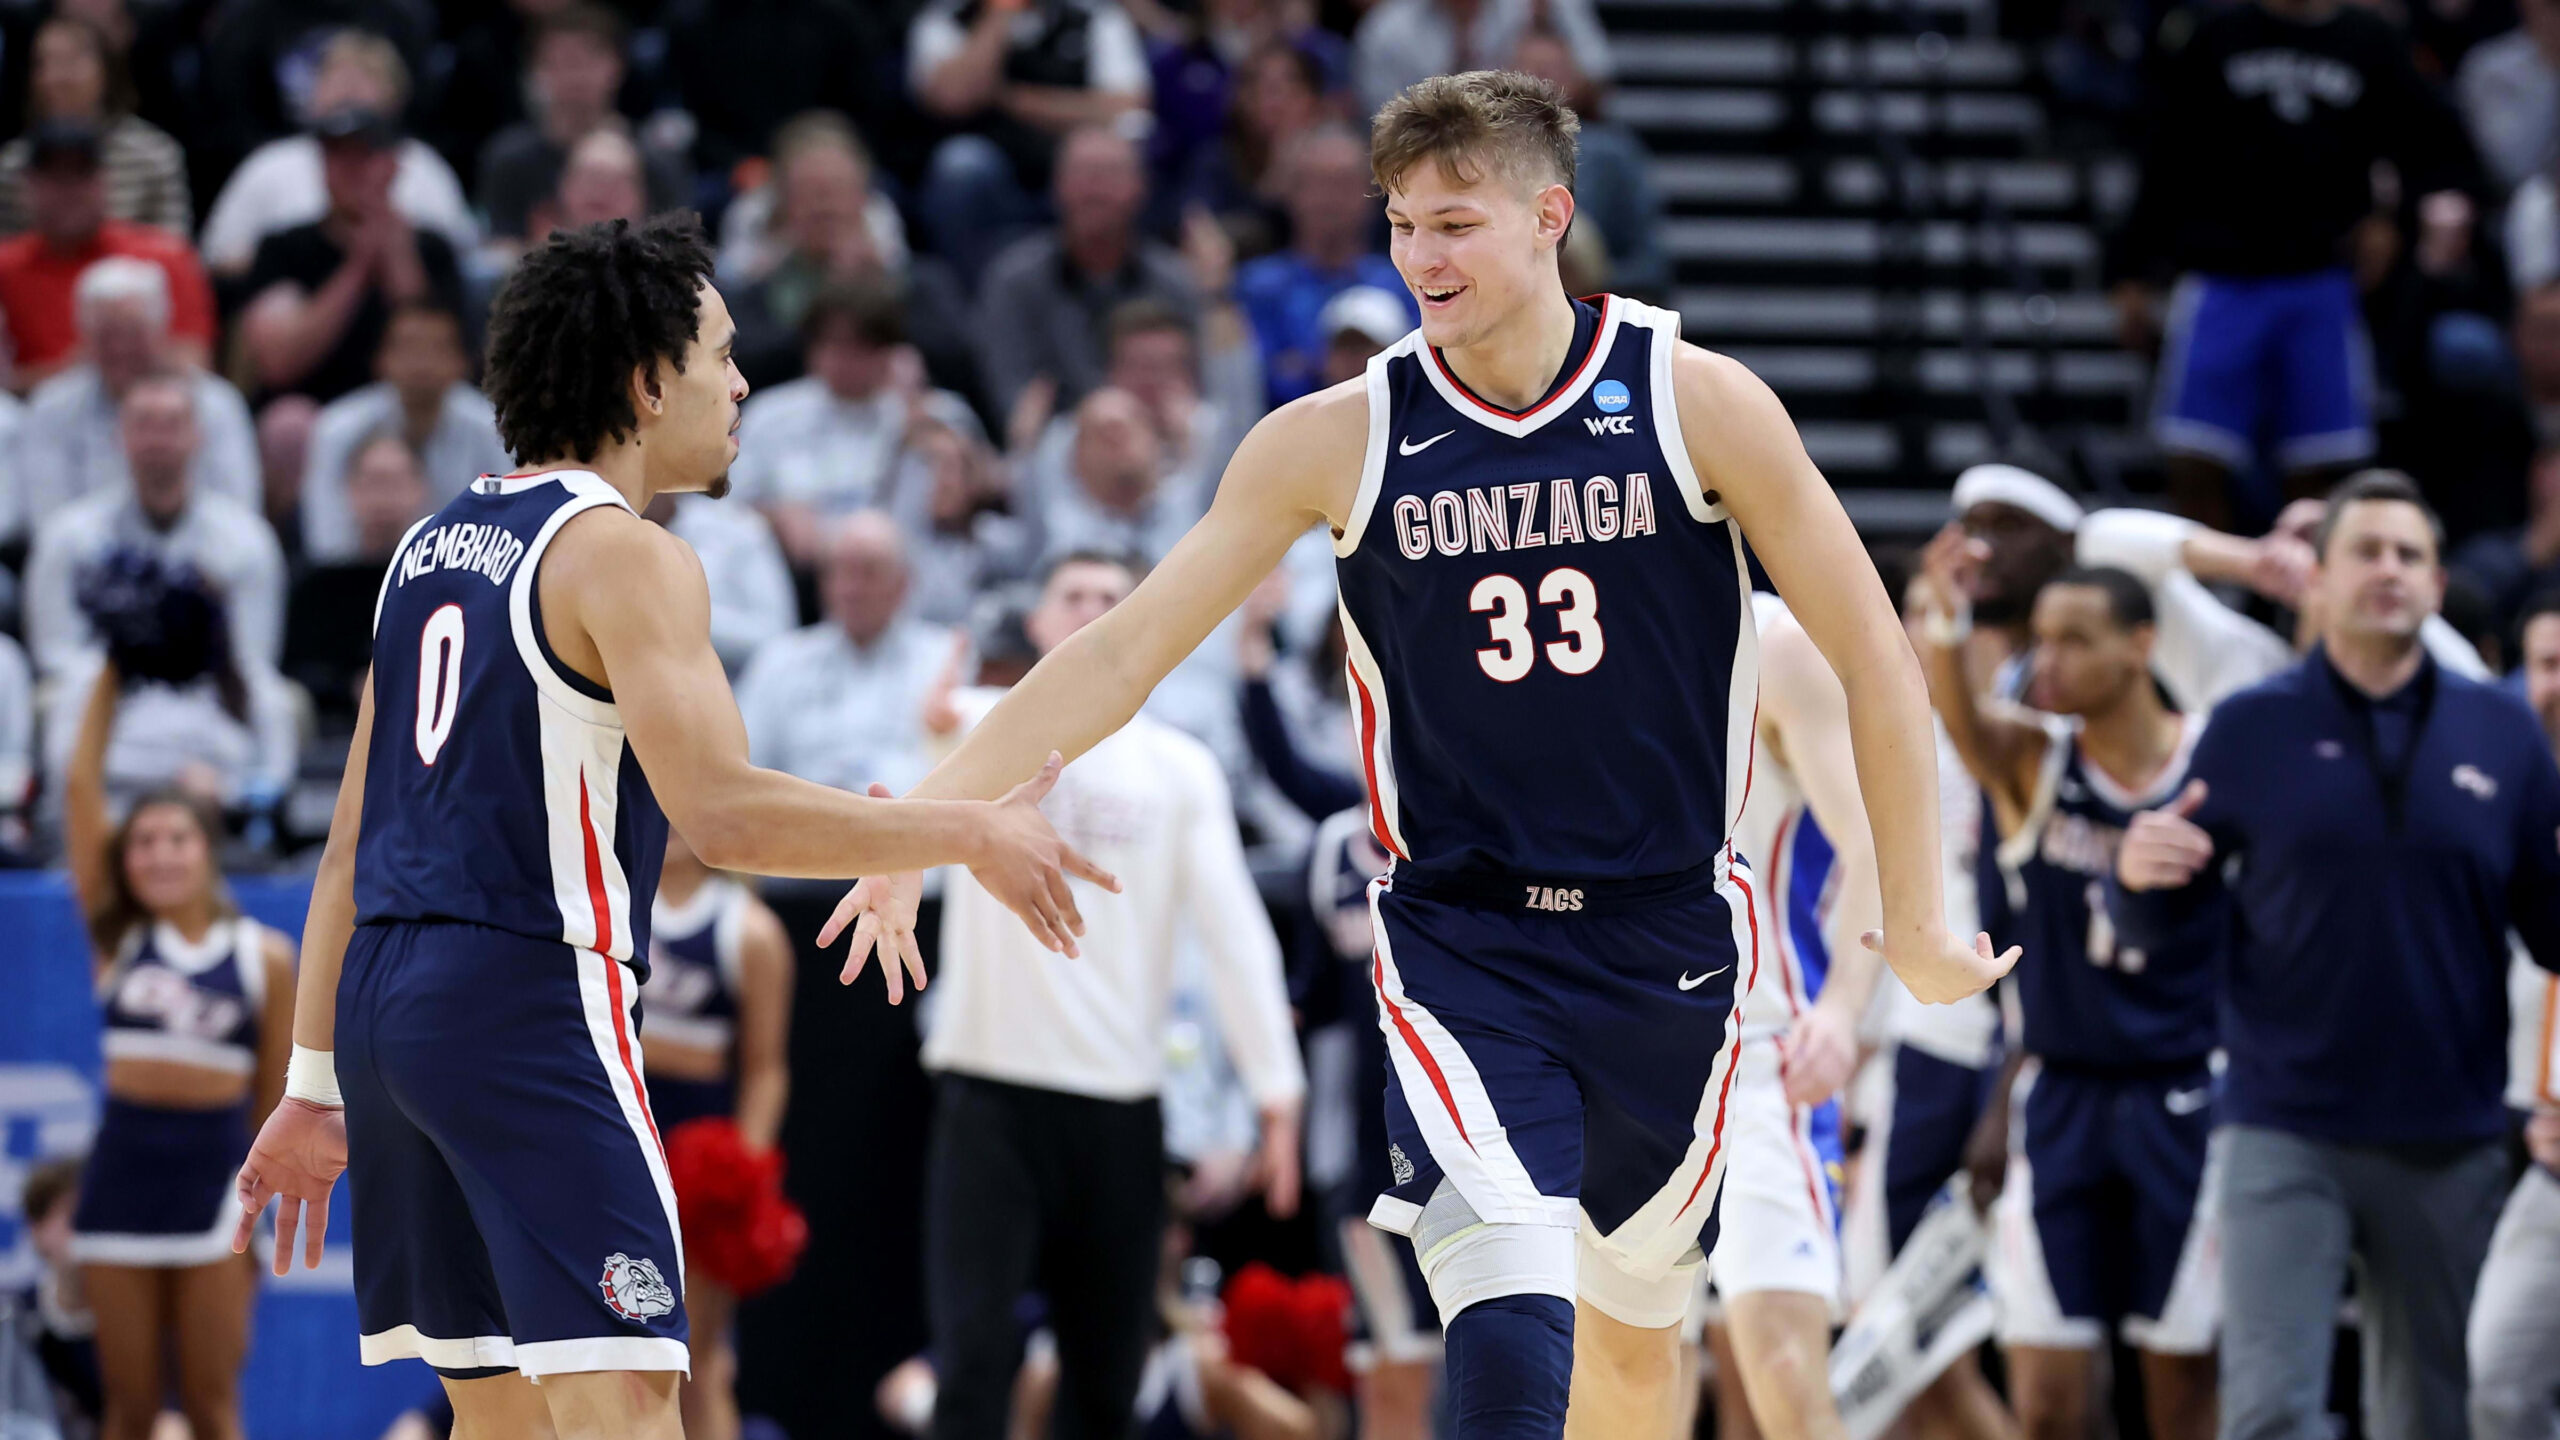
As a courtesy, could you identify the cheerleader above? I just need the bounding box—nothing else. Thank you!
[642,828,794,1440]
[63,663,293,1440]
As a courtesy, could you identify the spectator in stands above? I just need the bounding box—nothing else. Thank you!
[1170,40,1329,253]
[917,548,1303,1440]
[1236,124,1408,408]
[977,125,1201,419]
[1096,296,1260,502]
[907,0,1154,281]
[1317,283,1410,386]
[0,387,22,546]
[196,30,476,275]
[0,121,213,390]
[735,510,956,797]
[646,491,799,675]
[1508,26,1668,299]
[2522,285,2560,440]
[1351,0,1614,117]
[56,654,294,1440]
[2452,445,2560,627]
[195,32,476,274]
[14,258,258,537]
[253,394,318,566]
[0,14,188,236]
[904,416,1038,627]
[2456,0,2559,195]
[300,301,505,563]
[2112,472,2560,1440]
[2510,175,2560,294]
[730,278,981,569]
[2467,586,2560,1440]
[1038,386,1191,563]
[2106,0,2484,530]
[282,431,426,722]
[0,630,30,859]
[524,128,653,246]
[474,4,690,263]
[235,106,468,405]
[24,373,287,680]
[725,114,978,403]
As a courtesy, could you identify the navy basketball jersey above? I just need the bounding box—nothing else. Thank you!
[642,879,745,1057]
[1995,716,2221,1066]
[357,471,667,971]
[1332,296,1756,878]
[99,916,267,1075]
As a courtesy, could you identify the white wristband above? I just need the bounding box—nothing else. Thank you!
[285,1045,343,1108]
[1920,603,1973,648]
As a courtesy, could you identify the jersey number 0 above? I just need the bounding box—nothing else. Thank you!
[415,603,466,765]
[1472,568,1605,682]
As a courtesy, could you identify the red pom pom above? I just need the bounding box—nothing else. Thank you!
[1220,1265,1353,1395]
[663,1118,806,1297]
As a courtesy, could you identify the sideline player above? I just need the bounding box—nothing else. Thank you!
[824,72,2014,1440]
[1700,594,1890,1440]
[1915,559,2221,1440]
[224,216,1114,1440]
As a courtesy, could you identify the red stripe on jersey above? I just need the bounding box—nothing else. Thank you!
[598,945,663,1152]
[578,766,614,956]
[1676,858,1757,1220]
[1427,296,1613,421]
[1772,812,1804,1017]
[1346,662,1405,859]
[1374,954,1475,1153]
[1788,1103,1829,1228]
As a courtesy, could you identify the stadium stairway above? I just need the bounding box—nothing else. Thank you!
[1598,0,2155,531]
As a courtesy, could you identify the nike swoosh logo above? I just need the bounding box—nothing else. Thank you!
[2164,1086,2210,1116]
[1399,429,1457,456]
[1677,966,1730,991]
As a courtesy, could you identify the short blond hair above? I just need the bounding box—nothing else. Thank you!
[1370,70,1579,197]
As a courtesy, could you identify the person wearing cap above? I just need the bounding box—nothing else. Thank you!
[1317,284,1412,388]
[1235,124,1412,408]
[235,101,467,405]
[0,119,213,391]
[196,31,476,276]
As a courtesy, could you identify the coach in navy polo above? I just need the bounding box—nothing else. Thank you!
[2111,471,2560,1440]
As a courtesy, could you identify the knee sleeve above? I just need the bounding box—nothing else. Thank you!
[1445,1293,1574,1440]
[1410,1181,1578,1330]
[1576,1225,1705,1332]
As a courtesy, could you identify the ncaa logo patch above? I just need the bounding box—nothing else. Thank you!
[1593,379,1631,413]
[599,1252,677,1321]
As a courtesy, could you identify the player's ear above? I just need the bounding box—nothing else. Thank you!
[1535,182,1576,247]
[631,361,666,419]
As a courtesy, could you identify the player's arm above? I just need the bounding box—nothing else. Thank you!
[63,662,119,970]
[904,385,1359,804]
[552,511,1108,946]
[233,667,374,1273]
[1678,347,2013,1003]
[732,898,796,1152]
[1909,522,2047,825]
[1759,615,1886,1104]
[251,932,297,1129]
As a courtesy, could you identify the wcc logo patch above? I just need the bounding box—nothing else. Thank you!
[599,1253,676,1321]
[1586,379,1635,435]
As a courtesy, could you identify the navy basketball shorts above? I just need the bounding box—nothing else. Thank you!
[2153,268,2374,477]
[1881,1044,2003,1256]
[1362,859,1751,1303]
[70,1099,250,1267]
[339,919,689,1378]
[1986,1057,2221,1355]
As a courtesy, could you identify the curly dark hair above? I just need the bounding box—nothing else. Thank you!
[483,214,717,465]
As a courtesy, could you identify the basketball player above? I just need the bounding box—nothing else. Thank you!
[824,73,2015,1439]
[1698,594,1890,1440]
[223,216,1114,1440]
[1914,558,2221,1440]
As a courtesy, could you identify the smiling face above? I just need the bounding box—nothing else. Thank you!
[122,800,216,916]
[1385,158,1573,351]
[638,281,749,497]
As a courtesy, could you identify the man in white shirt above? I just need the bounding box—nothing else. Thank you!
[728,278,977,567]
[13,256,258,538]
[734,510,955,797]
[649,492,798,675]
[299,302,511,561]
[22,371,287,678]
[917,549,1304,1440]
[196,31,477,273]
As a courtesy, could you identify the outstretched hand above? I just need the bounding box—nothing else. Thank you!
[1862,928,2018,1005]
[233,1097,347,1275]
[823,785,929,1002]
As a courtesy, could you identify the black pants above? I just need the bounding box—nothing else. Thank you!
[926,1074,1166,1440]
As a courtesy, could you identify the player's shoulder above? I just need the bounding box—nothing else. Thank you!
[1247,374,1372,457]
[1226,374,1373,512]
[544,495,702,588]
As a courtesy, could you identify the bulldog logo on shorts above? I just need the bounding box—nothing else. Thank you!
[599,1252,676,1321]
